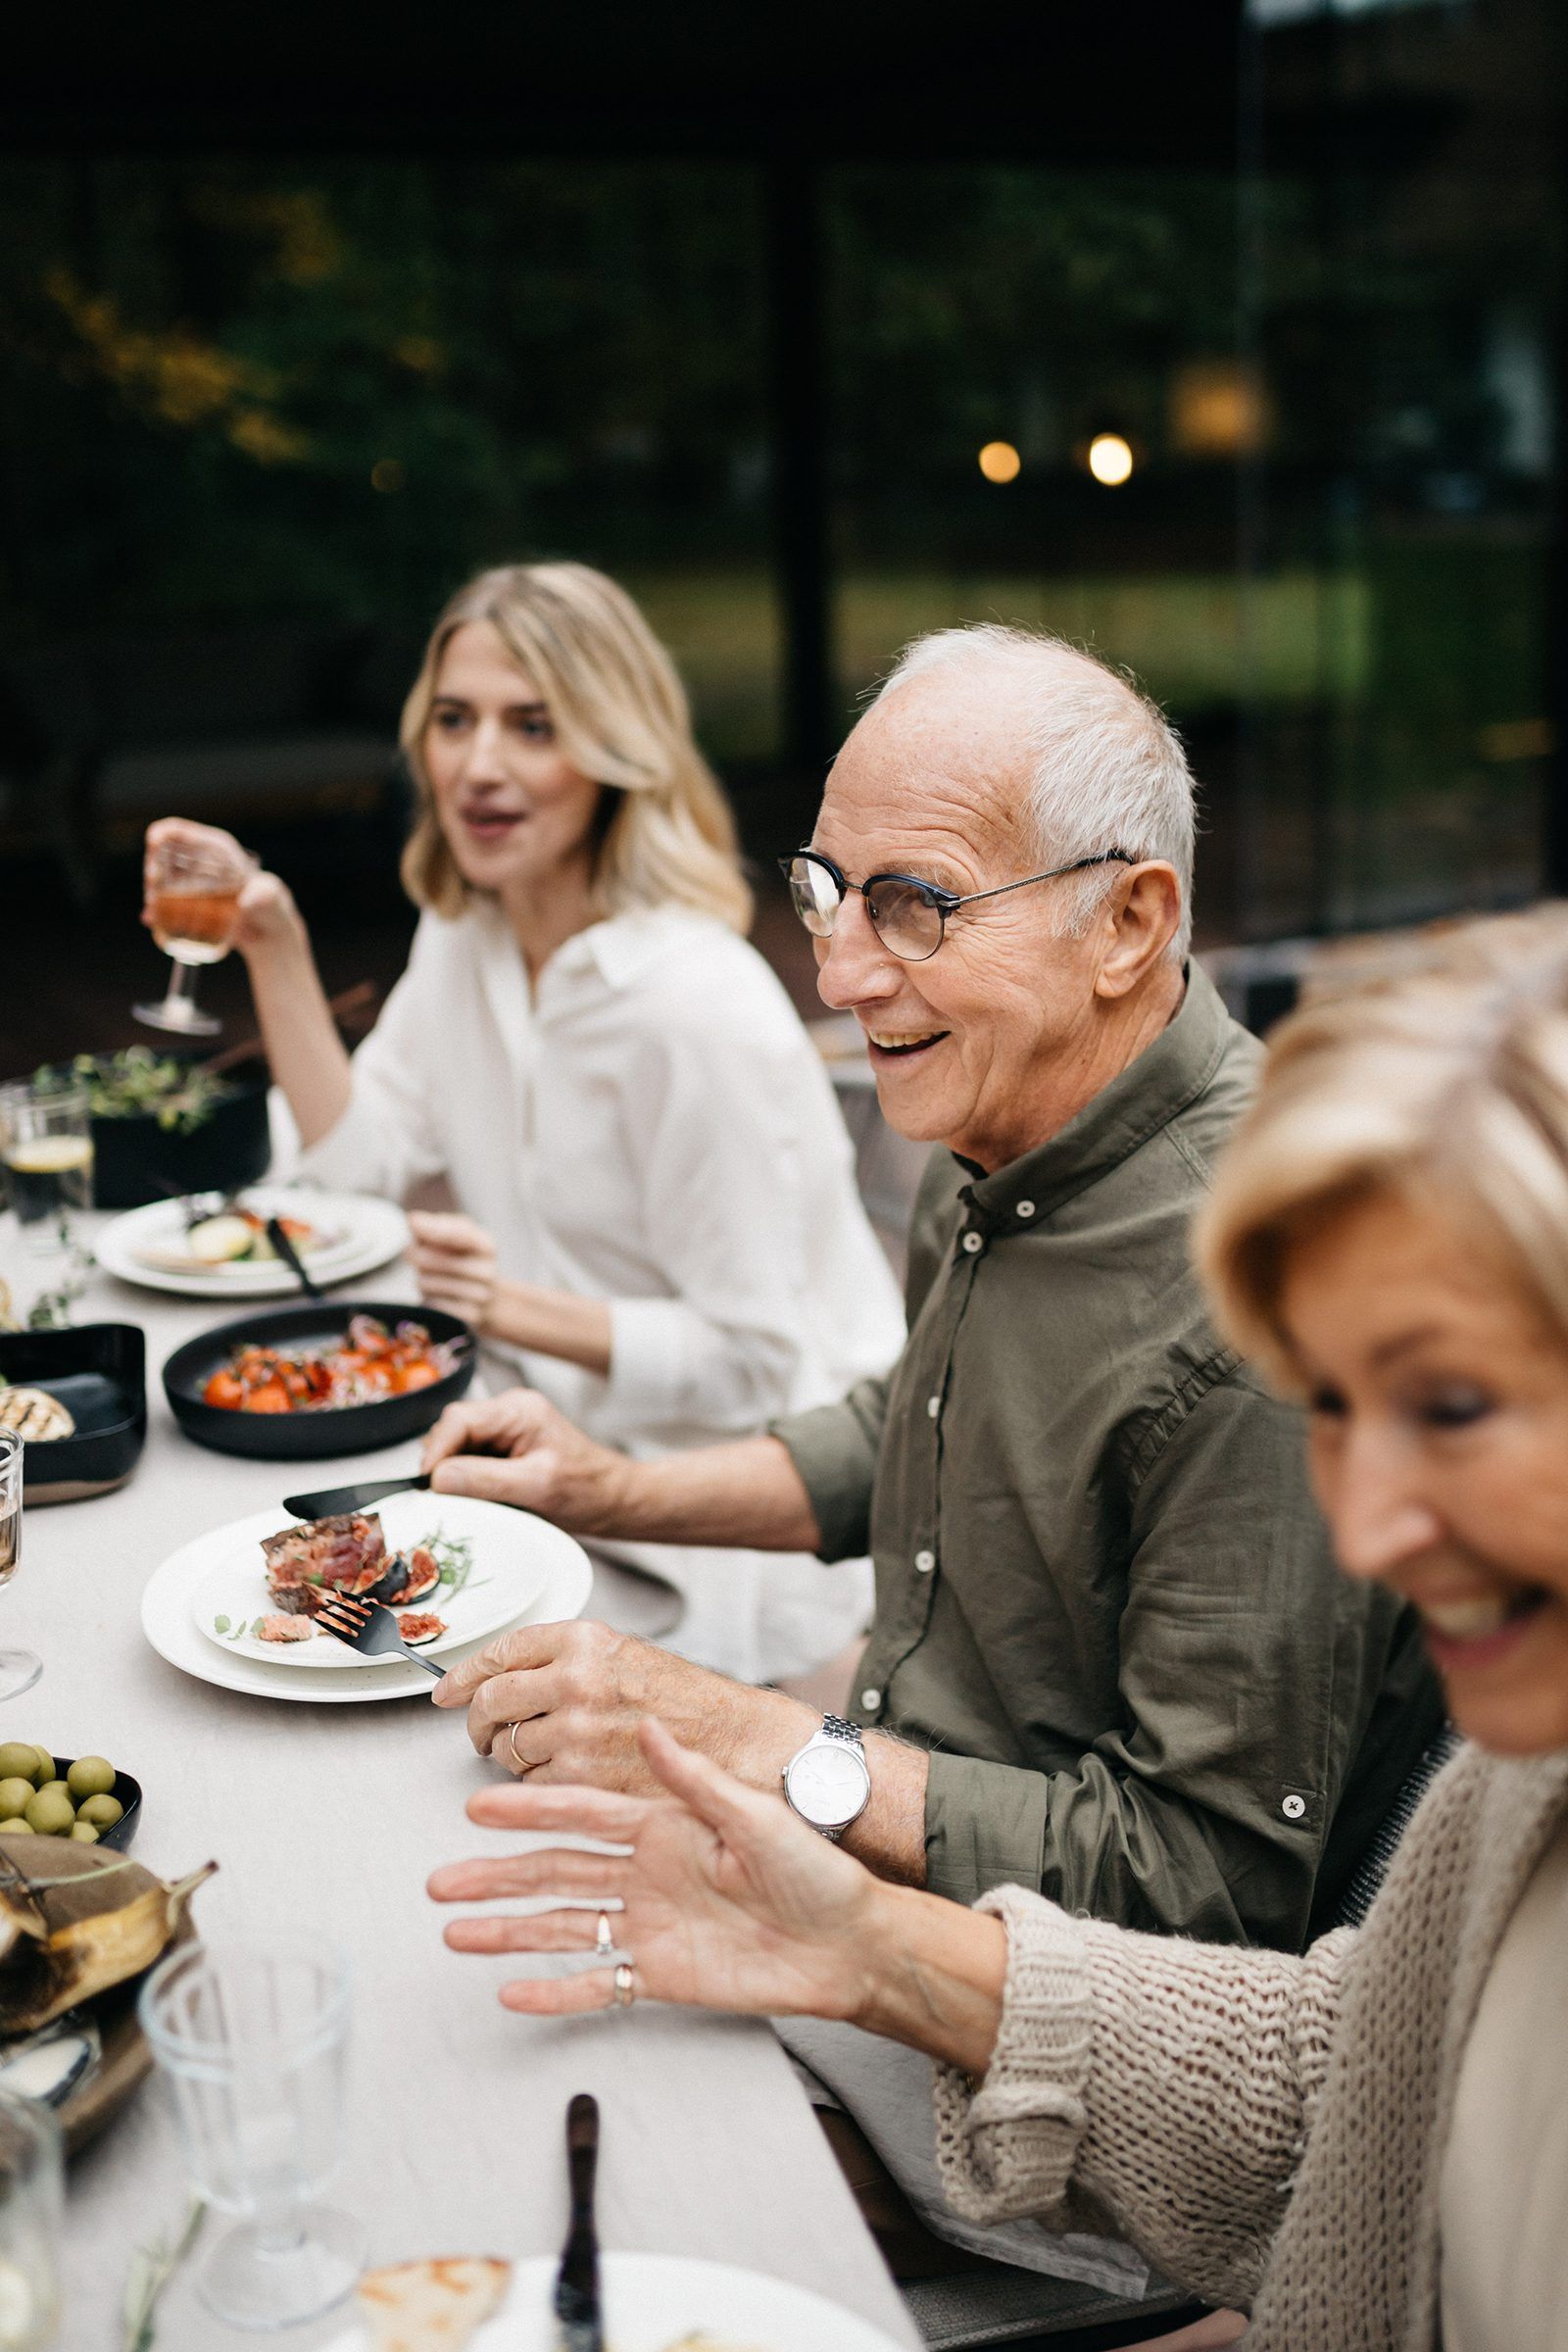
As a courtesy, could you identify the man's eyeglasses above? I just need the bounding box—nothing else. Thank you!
[780,848,1133,964]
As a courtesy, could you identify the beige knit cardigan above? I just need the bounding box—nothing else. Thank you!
[933,1743,1568,2351]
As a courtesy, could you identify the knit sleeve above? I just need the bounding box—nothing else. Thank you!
[933,1885,1354,2311]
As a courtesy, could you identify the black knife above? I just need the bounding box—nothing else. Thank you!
[553,2093,602,2352]
[266,1215,325,1300]
[281,1472,431,1520]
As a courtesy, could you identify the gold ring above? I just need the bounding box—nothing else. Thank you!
[613,1963,635,2009]
[595,1912,614,1959]
[506,1723,530,1776]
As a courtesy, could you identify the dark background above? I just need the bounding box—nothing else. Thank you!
[1,0,1563,1068]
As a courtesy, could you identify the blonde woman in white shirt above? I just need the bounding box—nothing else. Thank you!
[143,563,904,1683]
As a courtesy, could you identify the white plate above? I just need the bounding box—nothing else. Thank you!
[94,1186,409,1299]
[189,1492,552,1669]
[143,1500,592,1704]
[323,2251,909,2352]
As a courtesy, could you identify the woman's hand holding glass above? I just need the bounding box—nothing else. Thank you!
[140,819,301,964]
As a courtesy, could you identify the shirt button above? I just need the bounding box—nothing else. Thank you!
[860,1687,882,1713]
[1282,1793,1306,1822]
[1016,1199,1036,1219]
[914,1549,935,1574]
[926,1394,941,1419]
[961,1232,983,1254]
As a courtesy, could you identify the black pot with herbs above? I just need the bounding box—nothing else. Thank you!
[37,1052,271,1210]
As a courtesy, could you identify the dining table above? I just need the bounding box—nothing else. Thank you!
[0,1211,920,2350]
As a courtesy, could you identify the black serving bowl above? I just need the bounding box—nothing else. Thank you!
[0,1325,147,1503]
[42,1760,143,1851]
[162,1298,475,1460]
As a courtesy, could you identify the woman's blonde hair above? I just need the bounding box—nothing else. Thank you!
[1199,905,1568,1392]
[399,562,752,933]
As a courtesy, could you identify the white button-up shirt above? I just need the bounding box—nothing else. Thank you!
[296,899,906,1681]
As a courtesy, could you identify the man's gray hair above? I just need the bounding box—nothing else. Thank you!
[872,624,1196,961]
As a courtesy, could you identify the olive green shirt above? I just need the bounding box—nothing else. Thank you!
[775,968,1441,1949]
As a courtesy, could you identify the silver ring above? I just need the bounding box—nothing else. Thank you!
[595,1912,614,1959]
[613,1963,635,2009]
[506,1723,530,1776]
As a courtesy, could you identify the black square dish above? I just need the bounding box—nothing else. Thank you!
[0,1326,147,1504]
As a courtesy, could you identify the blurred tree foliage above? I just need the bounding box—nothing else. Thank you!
[0,160,773,634]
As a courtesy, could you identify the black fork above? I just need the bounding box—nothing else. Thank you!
[314,1592,444,1678]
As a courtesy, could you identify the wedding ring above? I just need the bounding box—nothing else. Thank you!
[595,1912,614,1959]
[506,1723,530,1776]
[613,1963,635,2009]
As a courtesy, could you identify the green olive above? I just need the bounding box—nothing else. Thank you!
[0,1780,34,1822]
[68,1822,100,1844]
[27,1748,55,1786]
[5,1821,36,1836]
[24,1788,75,1837]
[75,1794,122,1830]
[0,1745,38,1785]
[66,1757,115,1800]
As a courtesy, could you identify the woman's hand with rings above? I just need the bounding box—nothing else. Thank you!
[426,1718,882,2024]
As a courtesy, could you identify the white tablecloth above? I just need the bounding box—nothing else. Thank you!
[0,1218,916,2349]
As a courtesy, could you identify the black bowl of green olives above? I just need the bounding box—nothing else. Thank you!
[0,1746,140,1851]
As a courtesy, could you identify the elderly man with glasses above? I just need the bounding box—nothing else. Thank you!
[422,625,1439,2266]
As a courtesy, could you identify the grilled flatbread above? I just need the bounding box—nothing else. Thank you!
[355,2257,511,2351]
[0,1389,74,1442]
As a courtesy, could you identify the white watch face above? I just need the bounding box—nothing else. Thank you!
[786,1742,869,1829]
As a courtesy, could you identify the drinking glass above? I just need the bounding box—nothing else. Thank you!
[0,2091,64,2348]
[0,1437,41,1706]
[139,1938,364,2331]
[134,836,256,1038]
[0,1086,93,1260]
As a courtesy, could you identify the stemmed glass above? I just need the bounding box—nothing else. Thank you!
[0,2090,63,2348]
[139,1937,365,2330]
[0,1437,41,1705]
[134,835,256,1038]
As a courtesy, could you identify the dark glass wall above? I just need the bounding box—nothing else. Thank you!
[1235,0,1565,937]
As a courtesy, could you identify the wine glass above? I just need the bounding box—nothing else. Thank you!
[139,1936,365,2330]
[134,835,257,1038]
[0,1436,41,1704]
[0,1085,93,1263]
[0,2091,63,2348]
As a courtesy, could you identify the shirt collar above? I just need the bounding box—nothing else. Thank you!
[958,964,1236,1228]
[473,899,690,998]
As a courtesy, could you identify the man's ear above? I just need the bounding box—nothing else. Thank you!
[1093,863,1183,1001]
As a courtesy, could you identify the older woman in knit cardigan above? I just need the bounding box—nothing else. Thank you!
[430,906,1568,2352]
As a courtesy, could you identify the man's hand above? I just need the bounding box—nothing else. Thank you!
[409,1211,499,1329]
[427,1719,888,2025]
[419,1389,634,1531]
[431,1617,812,1792]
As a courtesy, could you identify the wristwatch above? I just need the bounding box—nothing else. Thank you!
[782,1714,871,1841]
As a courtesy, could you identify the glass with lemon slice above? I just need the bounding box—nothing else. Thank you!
[0,1083,93,1256]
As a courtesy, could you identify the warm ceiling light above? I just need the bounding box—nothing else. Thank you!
[978,440,1022,484]
[1087,433,1134,487]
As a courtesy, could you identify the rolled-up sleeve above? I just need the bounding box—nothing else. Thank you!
[770,1372,891,1561]
[596,1021,855,1440]
[296,928,447,1202]
[924,1371,1345,1942]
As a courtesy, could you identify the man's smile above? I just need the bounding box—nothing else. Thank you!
[863,1027,951,1060]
